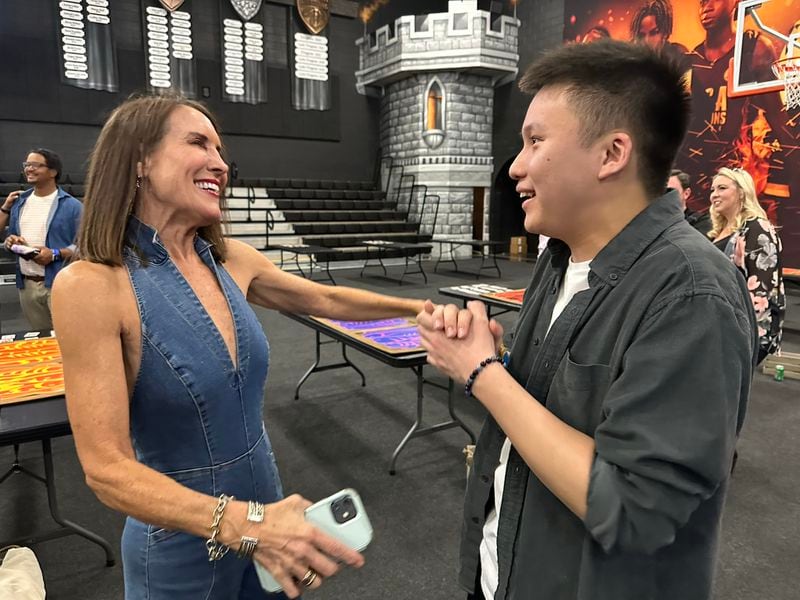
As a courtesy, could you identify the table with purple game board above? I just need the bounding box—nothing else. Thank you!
[281,313,477,475]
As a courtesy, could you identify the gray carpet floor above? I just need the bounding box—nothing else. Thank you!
[1,257,799,599]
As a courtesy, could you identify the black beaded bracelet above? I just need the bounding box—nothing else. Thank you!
[464,355,502,397]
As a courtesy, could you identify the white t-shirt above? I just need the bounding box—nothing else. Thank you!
[18,190,57,277]
[537,235,550,257]
[479,256,591,599]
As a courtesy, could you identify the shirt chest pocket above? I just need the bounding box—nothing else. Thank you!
[545,353,611,435]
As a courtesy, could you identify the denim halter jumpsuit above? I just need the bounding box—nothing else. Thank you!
[120,218,286,599]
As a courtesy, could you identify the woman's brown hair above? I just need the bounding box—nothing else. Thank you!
[78,94,228,265]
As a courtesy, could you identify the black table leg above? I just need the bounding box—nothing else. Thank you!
[295,332,366,399]
[0,440,116,566]
[388,366,476,475]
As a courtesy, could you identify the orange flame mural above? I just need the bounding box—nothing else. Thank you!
[359,0,391,24]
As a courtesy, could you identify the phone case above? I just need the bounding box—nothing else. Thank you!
[255,488,373,593]
[10,244,40,259]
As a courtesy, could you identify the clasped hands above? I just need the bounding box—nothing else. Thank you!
[416,299,504,384]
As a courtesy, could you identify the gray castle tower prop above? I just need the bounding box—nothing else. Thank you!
[356,0,519,254]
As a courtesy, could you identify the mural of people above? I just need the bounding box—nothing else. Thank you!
[581,25,610,43]
[565,0,800,269]
[629,0,690,70]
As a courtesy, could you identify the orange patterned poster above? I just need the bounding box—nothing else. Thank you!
[481,289,525,305]
[0,338,64,405]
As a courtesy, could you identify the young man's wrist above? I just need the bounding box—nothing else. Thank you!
[0,205,11,215]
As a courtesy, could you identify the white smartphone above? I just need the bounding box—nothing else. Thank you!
[9,244,40,260]
[255,488,373,593]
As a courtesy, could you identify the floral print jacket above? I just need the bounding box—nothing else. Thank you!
[724,218,785,356]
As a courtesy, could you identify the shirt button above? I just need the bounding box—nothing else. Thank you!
[472,516,481,524]
[609,273,619,281]
[543,360,550,369]
[533,337,540,346]
[481,475,490,484]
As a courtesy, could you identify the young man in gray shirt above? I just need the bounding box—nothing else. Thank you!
[419,40,756,600]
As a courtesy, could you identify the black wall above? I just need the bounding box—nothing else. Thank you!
[0,0,380,182]
[489,0,565,245]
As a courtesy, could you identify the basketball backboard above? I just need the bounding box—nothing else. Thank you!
[731,0,800,97]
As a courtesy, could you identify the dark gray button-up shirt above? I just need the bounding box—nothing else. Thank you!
[459,192,756,600]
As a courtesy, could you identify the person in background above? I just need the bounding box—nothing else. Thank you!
[418,40,755,600]
[0,149,82,331]
[669,168,711,235]
[630,0,690,70]
[51,94,425,599]
[581,25,611,44]
[709,166,785,363]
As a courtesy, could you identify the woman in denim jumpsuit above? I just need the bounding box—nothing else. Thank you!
[51,95,423,599]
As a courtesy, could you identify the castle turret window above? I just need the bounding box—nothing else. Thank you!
[423,78,445,148]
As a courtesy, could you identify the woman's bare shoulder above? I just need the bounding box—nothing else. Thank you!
[52,260,129,301]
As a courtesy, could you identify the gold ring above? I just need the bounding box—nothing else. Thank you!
[300,568,318,587]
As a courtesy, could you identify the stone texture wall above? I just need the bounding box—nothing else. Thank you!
[379,72,495,245]
[360,7,521,254]
[357,12,519,87]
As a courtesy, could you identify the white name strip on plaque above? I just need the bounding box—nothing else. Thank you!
[145,4,194,90]
[294,32,328,82]
[60,0,88,80]
[222,19,265,97]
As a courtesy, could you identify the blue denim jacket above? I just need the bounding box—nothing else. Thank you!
[6,187,83,289]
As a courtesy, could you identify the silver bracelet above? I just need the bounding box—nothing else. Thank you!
[237,535,259,559]
[206,494,234,561]
[247,500,265,523]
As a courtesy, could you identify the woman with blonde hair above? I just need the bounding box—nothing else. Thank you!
[51,94,425,599]
[709,167,785,363]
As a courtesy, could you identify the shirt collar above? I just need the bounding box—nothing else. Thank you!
[125,216,214,263]
[590,189,684,286]
[545,190,684,287]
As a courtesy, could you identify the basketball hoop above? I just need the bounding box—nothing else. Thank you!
[772,57,800,110]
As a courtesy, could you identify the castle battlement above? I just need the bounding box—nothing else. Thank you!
[356,10,519,93]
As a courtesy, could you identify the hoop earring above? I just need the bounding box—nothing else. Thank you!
[136,176,142,190]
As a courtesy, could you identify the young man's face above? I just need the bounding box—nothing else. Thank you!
[23,152,57,187]
[699,0,733,30]
[508,87,600,239]
[637,15,666,50]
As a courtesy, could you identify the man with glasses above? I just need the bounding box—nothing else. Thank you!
[1,149,82,330]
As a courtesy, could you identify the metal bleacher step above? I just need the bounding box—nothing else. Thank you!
[226,196,275,211]
[226,209,280,222]
[227,186,270,199]
[226,221,294,235]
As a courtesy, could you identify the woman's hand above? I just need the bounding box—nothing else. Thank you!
[246,494,365,598]
[417,300,504,383]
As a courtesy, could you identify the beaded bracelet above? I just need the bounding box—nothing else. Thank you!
[464,355,502,397]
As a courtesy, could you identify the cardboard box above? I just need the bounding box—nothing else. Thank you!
[510,236,527,256]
